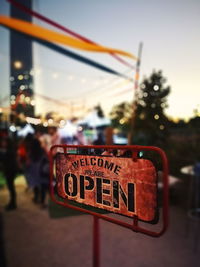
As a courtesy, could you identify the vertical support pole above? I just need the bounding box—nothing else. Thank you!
[128,42,143,145]
[93,216,100,267]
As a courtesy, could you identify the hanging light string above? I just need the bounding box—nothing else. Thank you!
[65,68,134,100]
[7,0,135,69]
[8,76,133,112]
[7,66,133,111]
[32,64,134,92]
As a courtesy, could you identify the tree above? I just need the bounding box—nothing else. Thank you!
[134,70,170,146]
[110,102,132,133]
[109,70,170,147]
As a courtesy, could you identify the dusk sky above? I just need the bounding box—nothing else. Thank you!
[0,0,200,120]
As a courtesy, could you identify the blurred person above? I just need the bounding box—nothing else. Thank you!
[48,126,61,147]
[93,132,105,145]
[76,128,86,145]
[38,152,50,208]
[59,120,77,145]
[194,158,200,176]
[17,134,33,169]
[0,137,18,211]
[26,138,49,208]
[40,126,61,154]
[104,126,114,145]
[194,157,200,207]
[75,128,88,155]
[17,134,34,190]
[93,132,105,155]
[84,127,94,145]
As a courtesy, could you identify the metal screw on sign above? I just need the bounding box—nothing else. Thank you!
[49,145,169,267]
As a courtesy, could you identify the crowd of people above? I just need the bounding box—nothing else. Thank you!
[0,125,106,211]
[0,133,49,211]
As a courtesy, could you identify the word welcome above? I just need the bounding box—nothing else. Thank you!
[72,157,121,175]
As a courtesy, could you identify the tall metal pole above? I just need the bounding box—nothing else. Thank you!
[128,42,143,145]
[93,216,100,267]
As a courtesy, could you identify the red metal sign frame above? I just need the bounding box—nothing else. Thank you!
[49,145,169,238]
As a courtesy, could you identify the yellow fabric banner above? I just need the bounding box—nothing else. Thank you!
[0,16,136,60]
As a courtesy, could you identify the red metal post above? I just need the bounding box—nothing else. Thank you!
[93,216,100,267]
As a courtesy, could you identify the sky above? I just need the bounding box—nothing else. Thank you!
[0,0,200,120]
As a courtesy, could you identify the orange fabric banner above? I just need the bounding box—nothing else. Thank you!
[0,16,136,60]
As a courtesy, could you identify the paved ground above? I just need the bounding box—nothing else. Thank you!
[0,176,199,267]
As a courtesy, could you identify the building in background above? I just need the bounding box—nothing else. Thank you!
[10,0,34,123]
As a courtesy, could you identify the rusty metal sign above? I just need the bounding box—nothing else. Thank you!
[50,145,169,237]
[55,153,157,222]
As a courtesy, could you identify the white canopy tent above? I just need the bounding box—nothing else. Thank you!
[77,110,110,128]
[17,124,35,137]
[58,120,77,138]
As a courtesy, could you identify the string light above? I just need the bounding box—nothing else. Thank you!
[143,92,148,97]
[14,60,22,69]
[26,117,41,125]
[119,118,125,124]
[59,119,66,128]
[30,100,35,106]
[35,68,42,75]
[93,80,100,86]
[52,73,58,79]
[139,113,145,120]
[9,125,16,132]
[67,75,74,81]
[81,78,87,84]
[153,85,159,91]
[25,66,133,102]
[30,69,34,75]
[161,103,165,108]
[24,74,29,80]
[6,66,134,118]
[25,96,30,103]
[20,85,25,90]
[48,118,54,124]
[20,94,25,100]
[18,74,23,80]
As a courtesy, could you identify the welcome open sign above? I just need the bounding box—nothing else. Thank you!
[56,154,157,222]
[50,145,169,237]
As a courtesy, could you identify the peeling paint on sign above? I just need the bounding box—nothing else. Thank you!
[55,154,157,222]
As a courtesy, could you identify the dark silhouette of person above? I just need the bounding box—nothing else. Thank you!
[0,137,18,211]
[26,138,49,208]
[93,132,105,155]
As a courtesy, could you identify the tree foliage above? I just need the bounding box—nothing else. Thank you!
[110,102,132,133]
[110,70,171,147]
[134,70,170,146]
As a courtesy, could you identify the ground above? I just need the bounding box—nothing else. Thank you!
[0,175,199,267]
